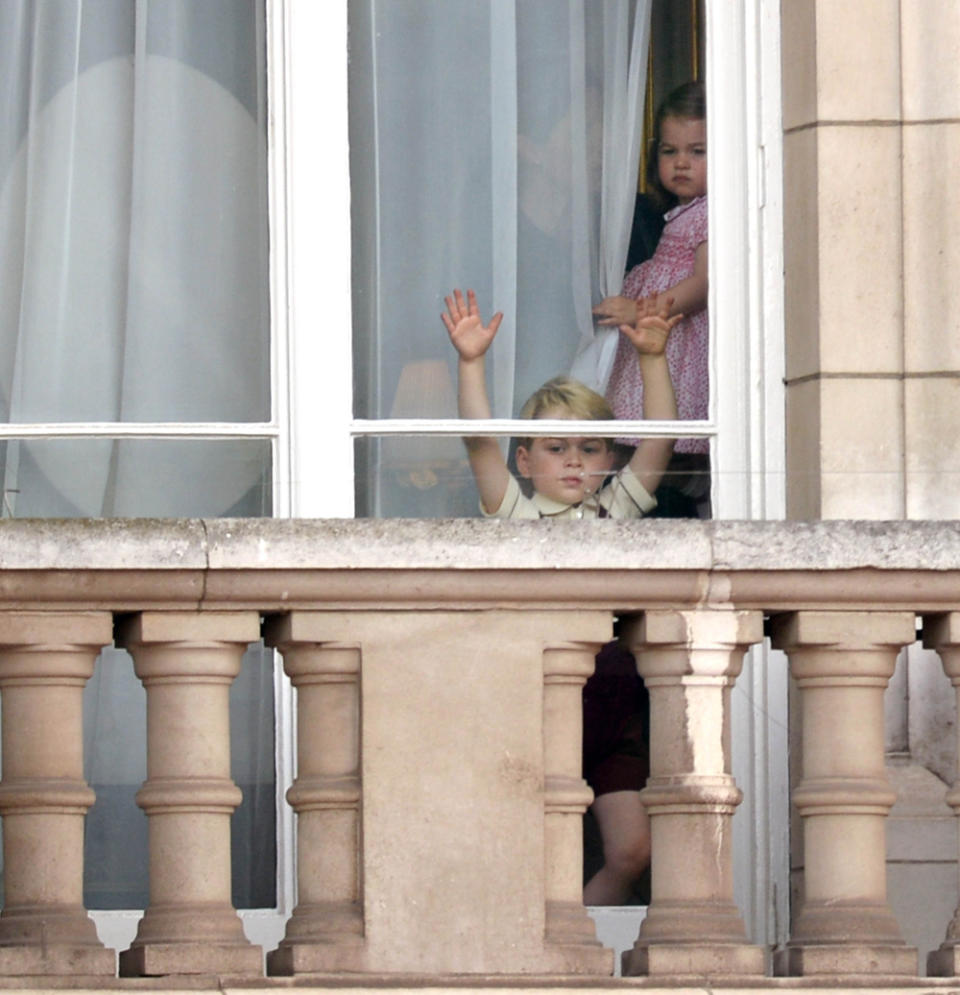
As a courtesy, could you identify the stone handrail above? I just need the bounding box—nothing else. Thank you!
[3,517,959,609]
[0,518,957,981]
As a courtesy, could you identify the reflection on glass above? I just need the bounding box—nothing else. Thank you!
[0,439,271,518]
[356,437,475,519]
[356,436,709,520]
[0,1,270,425]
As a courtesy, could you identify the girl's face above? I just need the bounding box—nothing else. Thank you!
[657,115,707,204]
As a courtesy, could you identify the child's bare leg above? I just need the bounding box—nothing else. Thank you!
[583,789,651,906]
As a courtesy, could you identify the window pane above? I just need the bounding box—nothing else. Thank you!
[0,1,277,918]
[355,436,476,518]
[355,434,710,519]
[0,439,271,518]
[350,0,600,425]
[349,1,712,519]
[0,0,269,424]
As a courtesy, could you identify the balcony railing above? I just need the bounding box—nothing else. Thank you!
[0,518,959,984]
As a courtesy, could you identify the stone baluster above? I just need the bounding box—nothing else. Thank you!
[770,610,917,977]
[0,611,115,975]
[263,614,364,974]
[922,612,960,976]
[543,643,612,973]
[115,611,263,976]
[620,608,765,978]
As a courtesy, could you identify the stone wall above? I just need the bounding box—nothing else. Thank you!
[782,0,960,520]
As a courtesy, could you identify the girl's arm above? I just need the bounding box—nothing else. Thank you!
[593,240,707,327]
[656,239,707,318]
[441,289,511,514]
[593,294,637,327]
[619,300,682,495]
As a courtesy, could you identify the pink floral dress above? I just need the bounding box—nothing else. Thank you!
[605,195,708,454]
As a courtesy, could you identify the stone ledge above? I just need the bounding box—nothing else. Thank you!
[0,519,957,573]
[0,519,956,613]
[7,983,960,992]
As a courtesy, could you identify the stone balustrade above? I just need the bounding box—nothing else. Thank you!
[0,518,958,985]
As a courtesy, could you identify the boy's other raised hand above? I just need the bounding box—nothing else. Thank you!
[620,294,683,356]
[442,288,503,361]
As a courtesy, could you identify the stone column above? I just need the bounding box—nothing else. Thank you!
[263,614,364,974]
[770,610,917,976]
[620,609,765,978]
[781,0,907,519]
[115,611,263,976]
[542,644,611,972]
[922,612,960,976]
[0,611,115,975]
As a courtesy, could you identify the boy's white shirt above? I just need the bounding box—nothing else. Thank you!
[482,464,657,520]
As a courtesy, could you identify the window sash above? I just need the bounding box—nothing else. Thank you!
[352,418,708,440]
[273,1,788,956]
[279,0,783,522]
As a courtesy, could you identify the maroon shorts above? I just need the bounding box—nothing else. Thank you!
[582,640,650,798]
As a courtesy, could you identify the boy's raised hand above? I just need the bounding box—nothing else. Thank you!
[620,294,683,356]
[442,289,503,361]
[441,288,510,514]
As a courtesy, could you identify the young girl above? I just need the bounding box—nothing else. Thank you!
[593,81,708,506]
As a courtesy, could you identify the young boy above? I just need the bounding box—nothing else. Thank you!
[442,287,682,906]
[441,287,681,520]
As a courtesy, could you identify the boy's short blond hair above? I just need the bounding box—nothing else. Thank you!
[517,376,614,448]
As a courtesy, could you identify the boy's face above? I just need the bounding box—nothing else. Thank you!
[515,435,615,507]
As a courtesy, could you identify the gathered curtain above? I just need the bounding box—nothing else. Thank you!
[349,0,652,517]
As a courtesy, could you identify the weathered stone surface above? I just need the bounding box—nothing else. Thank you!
[0,517,958,575]
[0,519,958,612]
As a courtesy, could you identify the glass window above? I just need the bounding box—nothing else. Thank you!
[0,0,270,433]
[348,0,715,520]
[1,439,271,518]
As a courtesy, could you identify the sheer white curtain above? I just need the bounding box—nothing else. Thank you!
[349,0,652,517]
[0,0,274,911]
[0,0,270,517]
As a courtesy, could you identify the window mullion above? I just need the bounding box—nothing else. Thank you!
[351,418,715,439]
[281,0,353,518]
